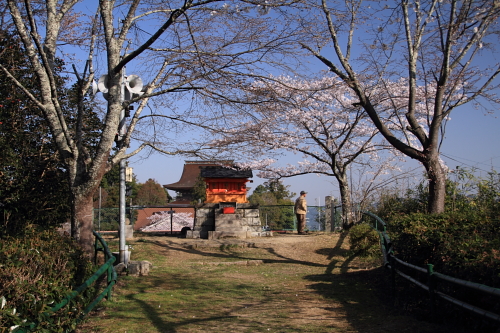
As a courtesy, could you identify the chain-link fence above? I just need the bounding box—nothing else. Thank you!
[93,204,356,233]
[258,205,344,232]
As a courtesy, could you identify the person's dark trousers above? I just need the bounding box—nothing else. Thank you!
[296,214,306,234]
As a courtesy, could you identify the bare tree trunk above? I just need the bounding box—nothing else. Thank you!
[71,191,95,255]
[70,153,110,256]
[424,155,446,214]
[337,173,352,229]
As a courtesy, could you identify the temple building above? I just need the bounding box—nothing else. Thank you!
[201,165,253,204]
[163,160,234,204]
[163,160,269,239]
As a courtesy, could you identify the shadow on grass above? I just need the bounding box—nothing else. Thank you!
[123,292,233,333]
[303,246,493,333]
[137,237,330,268]
[302,267,467,333]
[119,234,477,333]
[116,272,325,333]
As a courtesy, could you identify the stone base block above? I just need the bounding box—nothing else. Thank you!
[250,231,273,237]
[216,226,249,232]
[128,260,153,277]
[114,262,127,276]
[186,230,201,239]
[206,230,273,239]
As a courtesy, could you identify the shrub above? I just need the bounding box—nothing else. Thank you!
[388,212,500,287]
[348,223,380,257]
[0,226,96,332]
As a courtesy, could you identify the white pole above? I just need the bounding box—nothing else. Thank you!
[119,66,127,265]
[98,187,102,232]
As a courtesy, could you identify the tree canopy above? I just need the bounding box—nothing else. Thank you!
[1,0,300,251]
[135,178,168,206]
[0,30,70,235]
[293,0,500,213]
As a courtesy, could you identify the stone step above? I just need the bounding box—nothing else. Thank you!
[208,230,251,239]
[216,226,249,232]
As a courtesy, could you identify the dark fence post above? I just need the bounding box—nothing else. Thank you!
[427,263,436,319]
[390,255,396,300]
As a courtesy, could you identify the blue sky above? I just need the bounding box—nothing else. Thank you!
[129,105,500,204]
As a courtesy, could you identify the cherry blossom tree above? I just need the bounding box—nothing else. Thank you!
[212,75,403,227]
[141,211,193,232]
[293,0,500,214]
[1,0,299,253]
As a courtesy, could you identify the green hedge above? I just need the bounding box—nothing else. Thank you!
[348,223,380,258]
[387,212,500,287]
[0,226,96,332]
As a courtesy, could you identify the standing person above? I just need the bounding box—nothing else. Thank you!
[294,191,307,234]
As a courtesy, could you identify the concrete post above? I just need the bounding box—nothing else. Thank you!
[324,196,332,232]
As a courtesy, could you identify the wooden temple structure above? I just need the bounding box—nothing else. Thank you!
[164,160,269,239]
[163,160,252,204]
[201,165,253,204]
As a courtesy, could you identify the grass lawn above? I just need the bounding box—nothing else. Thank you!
[76,233,458,333]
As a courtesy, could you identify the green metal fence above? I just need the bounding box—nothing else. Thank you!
[94,207,136,232]
[361,211,500,325]
[258,205,336,231]
[14,231,117,332]
[94,205,343,232]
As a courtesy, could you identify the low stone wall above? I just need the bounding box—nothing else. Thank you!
[189,203,269,239]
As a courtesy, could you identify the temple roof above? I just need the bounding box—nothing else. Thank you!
[200,166,253,179]
[163,160,235,191]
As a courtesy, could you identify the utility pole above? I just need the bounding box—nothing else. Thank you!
[96,66,143,265]
[118,65,127,265]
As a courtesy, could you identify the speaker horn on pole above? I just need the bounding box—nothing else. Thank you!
[97,75,109,93]
[125,75,143,93]
[132,85,147,99]
[92,80,98,95]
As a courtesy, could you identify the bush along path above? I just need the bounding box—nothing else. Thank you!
[76,233,462,333]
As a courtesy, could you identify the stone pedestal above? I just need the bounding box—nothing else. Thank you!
[193,204,217,238]
[127,260,153,277]
[185,230,201,239]
[193,203,267,239]
[125,225,134,240]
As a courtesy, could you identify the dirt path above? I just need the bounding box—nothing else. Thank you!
[77,232,457,333]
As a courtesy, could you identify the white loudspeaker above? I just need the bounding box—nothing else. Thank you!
[132,85,147,99]
[124,88,145,101]
[125,75,143,93]
[92,80,98,95]
[97,75,109,93]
